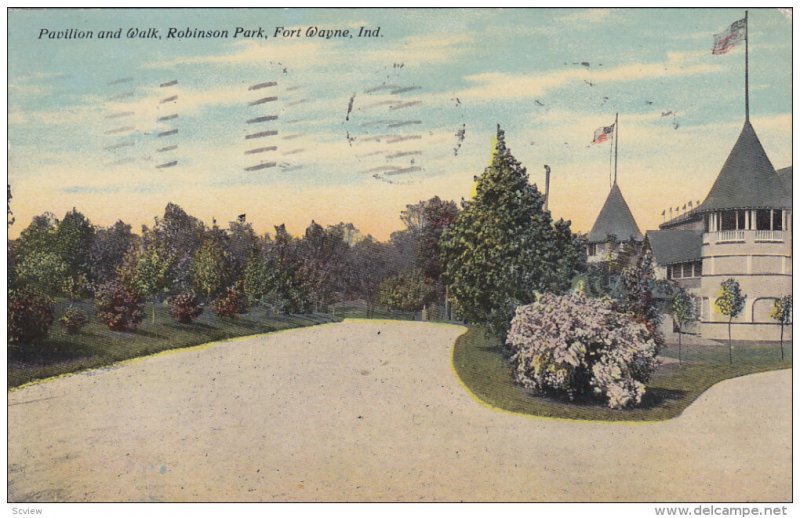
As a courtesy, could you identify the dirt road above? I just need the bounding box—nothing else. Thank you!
[7,320,791,502]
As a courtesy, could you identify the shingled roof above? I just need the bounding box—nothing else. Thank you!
[587,183,642,243]
[776,166,792,201]
[696,121,791,213]
[646,230,703,266]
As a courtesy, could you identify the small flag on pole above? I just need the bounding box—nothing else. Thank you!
[688,201,693,209]
[712,18,746,55]
[661,209,665,216]
[592,123,615,144]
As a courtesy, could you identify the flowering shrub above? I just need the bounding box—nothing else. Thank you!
[169,291,204,324]
[59,306,89,334]
[94,280,145,331]
[212,285,244,318]
[8,289,54,344]
[506,292,659,409]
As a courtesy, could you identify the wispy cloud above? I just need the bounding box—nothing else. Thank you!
[557,8,612,26]
[458,52,723,101]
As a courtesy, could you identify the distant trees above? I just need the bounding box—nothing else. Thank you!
[440,126,585,338]
[191,239,229,301]
[716,279,746,365]
[14,250,69,297]
[89,221,136,284]
[378,269,438,312]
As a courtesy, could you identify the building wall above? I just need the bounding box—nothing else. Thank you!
[697,228,792,340]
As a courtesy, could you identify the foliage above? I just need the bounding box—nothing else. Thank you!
[440,125,585,338]
[377,269,439,312]
[7,184,15,228]
[671,287,696,364]
[770,295,792,361]
[617,249,664,348]
[242,252,273,306]
[212,285,245,318]
[61,273,93,301]
[298,220,351,309]
[94,280,145,331]
[89,220,137,284]
[715,278,746,364]
[141,202,206,293]
[14,250,69,297]
[672,289,697,331]
[191,238,229,300]
[506,292,659,409]
[267,225,314,313]
[341,236,392,313]
[225,219,260,282]
[136,248,173,300]
[8,289,55,344]
[770,295,792,326]
[168,291,204,324]
[401,196,459,283]
[13,212,59,265]
[54,208,95,281]
[715,278,746,319]
[59,306,89,334]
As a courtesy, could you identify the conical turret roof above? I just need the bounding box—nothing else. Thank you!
[587,183,642,243]
[696,120,791,212]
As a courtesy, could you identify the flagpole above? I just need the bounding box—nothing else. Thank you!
[744,10,749,122]
[613,112,619,185]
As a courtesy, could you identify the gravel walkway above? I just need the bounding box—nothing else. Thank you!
[7,320,791,502]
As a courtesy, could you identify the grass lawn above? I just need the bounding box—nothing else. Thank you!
[452,326,792,422]
[8,299,338,389]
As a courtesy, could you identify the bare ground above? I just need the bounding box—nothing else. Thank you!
[7,320,791,502]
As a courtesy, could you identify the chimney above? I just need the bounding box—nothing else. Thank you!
[544,165,551,211]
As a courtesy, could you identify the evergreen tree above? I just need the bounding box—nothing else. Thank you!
[440,125,584,338]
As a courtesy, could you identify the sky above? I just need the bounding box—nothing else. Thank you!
[7,7,793,241]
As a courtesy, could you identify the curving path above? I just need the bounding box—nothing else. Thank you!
[8,320,791,502]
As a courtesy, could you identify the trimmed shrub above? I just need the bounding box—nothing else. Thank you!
[506,291,659,409]
[8,289,54,344]
[212,286,244,318]
[59,306,89,334]
[169,291,204,324]
[94,280,145,331]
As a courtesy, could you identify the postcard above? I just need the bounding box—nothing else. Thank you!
[6,7,793,511]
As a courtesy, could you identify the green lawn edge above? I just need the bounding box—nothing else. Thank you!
[8,305,341,390]
[451,325,792,423]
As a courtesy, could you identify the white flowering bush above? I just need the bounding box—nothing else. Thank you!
[506,292,659,409]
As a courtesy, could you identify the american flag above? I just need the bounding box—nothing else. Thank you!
[592,123,615,144]
[712,18,746,55]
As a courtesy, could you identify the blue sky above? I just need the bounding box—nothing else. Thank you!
[7,8,792,239]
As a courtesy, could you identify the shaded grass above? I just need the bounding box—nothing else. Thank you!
[452,326,792,422]
[8,300,338,389]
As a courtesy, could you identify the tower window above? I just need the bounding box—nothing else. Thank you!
[720,210,737,230]
[756,209,771,230]
[772,210,783,231]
